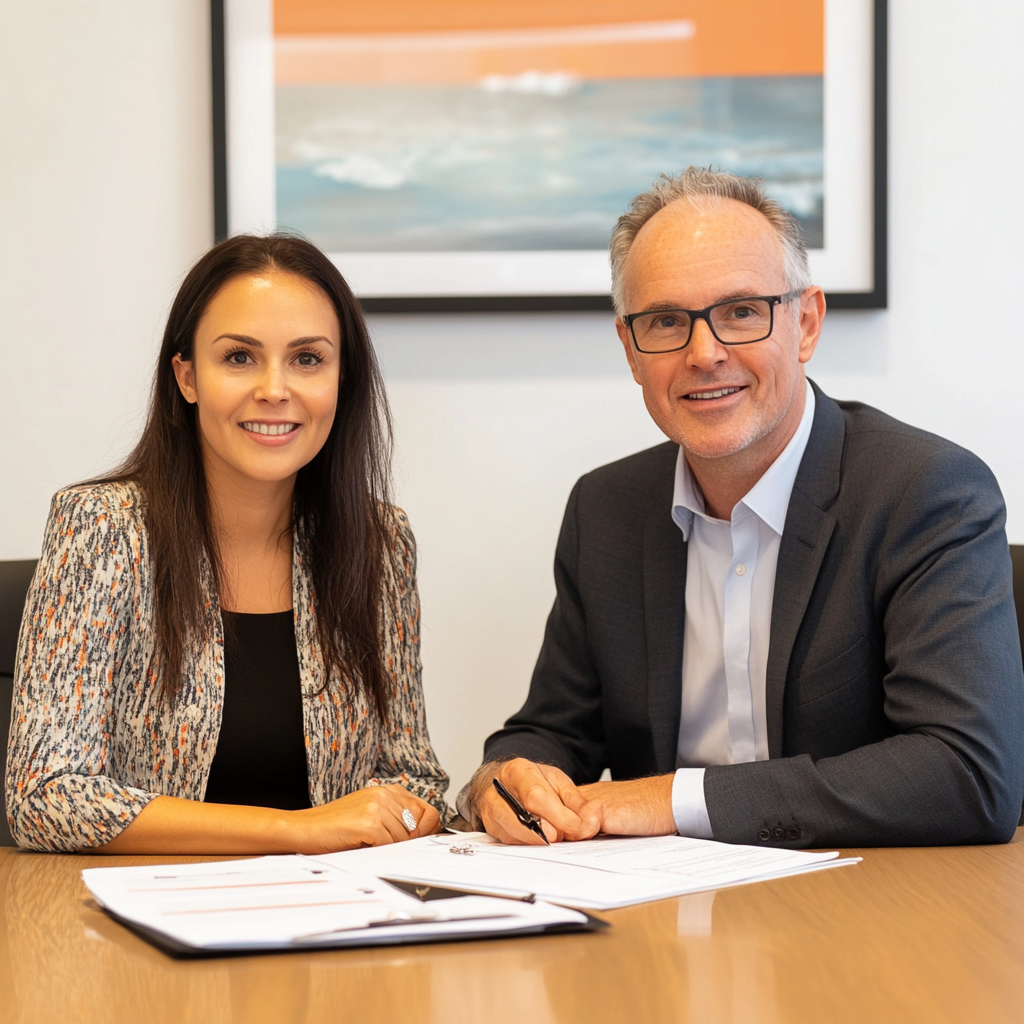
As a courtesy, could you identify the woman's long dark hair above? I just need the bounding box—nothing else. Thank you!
[101,234,394,720]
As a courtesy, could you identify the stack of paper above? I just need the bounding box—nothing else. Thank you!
[326,833,861,910]
[82,834,860,954]
[81,855,595,955]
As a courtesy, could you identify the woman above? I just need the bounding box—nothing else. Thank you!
[5,234,448,853]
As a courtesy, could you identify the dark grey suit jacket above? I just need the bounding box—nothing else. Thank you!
[484,383,1024,847]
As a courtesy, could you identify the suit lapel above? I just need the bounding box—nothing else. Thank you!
[643,495,688,775]
[765,382,845,756]
[765,495,836,755]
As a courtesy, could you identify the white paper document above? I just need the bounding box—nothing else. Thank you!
[81,855,591,954]
[324,833,861,910]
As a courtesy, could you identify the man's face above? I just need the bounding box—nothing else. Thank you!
[615,198,823,464]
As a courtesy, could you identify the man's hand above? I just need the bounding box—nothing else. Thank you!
[470,759,601,845]
[576,776,677,836]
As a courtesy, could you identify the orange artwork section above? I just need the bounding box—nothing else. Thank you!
[274,1,823,85]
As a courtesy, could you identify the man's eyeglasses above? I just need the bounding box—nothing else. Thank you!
[622,290,804,354]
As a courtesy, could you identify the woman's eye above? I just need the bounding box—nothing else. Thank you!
[295,351,322,366]
[226,349,250,365]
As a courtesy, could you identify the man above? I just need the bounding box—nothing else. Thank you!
[458,167,1024,848]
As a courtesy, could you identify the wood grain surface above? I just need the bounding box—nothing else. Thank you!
[1,830,1022,1024]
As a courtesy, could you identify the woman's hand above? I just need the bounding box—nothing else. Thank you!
[289,784,442,854]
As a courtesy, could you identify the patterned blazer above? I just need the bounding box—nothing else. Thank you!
[5,481,449,851]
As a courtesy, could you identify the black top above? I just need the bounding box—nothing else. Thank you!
[204,609,312,810]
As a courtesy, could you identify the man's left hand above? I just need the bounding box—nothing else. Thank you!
[577,775,677,836]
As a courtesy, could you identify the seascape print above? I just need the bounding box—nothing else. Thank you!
[273,1,825,253]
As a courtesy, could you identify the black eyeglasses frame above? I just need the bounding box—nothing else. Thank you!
[622,289,805,354]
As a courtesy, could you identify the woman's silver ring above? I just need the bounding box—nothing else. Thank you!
[401,808,418,832]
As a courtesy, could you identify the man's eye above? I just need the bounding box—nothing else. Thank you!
[731,306,754,319]
[655,316,679,329]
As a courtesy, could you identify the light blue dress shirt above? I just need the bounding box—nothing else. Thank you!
[670,381,815,838]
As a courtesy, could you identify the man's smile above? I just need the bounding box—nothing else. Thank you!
[682,385,748,401]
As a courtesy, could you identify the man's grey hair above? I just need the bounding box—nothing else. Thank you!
[609,167,812,315]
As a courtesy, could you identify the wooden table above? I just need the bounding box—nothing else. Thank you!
[2,830,1023,1024]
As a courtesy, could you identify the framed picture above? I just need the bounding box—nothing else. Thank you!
[212,1,886,310]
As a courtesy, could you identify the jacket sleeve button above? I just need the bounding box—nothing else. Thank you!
[786,826,801,840]
[772,827,785,839]
[757,828,771,841]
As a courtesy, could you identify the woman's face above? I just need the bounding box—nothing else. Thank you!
[172,271,341,488]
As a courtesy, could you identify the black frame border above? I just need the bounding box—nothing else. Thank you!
[212,0,228,243]
[211,0,887,311]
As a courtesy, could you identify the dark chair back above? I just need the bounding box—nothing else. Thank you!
[1009,546,1024,828]
[1,559,37,846]
[1011,546,1024,667]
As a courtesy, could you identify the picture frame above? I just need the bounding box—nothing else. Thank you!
[212,1,887,311]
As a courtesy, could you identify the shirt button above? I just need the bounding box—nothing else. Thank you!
[735,564,747,576]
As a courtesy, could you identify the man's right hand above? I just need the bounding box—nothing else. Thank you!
[470,758,601,844]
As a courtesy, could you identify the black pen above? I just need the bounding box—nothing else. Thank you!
[492,778,551,845]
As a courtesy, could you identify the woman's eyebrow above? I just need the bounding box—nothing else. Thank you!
[287,335,334,348]
[213,333,261,347]
[211,333,335,348]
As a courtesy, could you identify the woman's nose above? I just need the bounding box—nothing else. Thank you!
[253,361,290,402]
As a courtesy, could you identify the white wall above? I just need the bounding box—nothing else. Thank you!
[0,0,213,547]
[1,2,1022,797]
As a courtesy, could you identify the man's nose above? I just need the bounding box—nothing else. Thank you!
[685,317,729,369]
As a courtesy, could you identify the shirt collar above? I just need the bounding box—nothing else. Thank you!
[672,379,816,540]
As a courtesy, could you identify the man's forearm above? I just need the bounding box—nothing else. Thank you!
[704,734,1022,848]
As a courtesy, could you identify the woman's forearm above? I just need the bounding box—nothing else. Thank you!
[97,795,298,855]
[95,784,441,856]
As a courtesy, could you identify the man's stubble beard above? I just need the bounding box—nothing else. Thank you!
[667,393,790,463]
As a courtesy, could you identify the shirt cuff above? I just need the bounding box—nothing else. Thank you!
[671,768,714,839]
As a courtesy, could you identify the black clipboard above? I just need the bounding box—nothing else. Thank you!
[101,904,609,960]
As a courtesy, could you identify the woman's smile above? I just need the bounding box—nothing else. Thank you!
[240,419,302,446]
